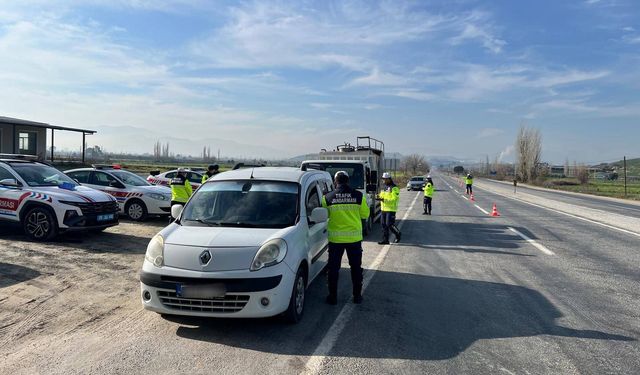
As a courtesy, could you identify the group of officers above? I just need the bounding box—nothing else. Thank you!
[169,164,220,211]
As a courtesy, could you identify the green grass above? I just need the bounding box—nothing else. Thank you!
[544,180,640,200]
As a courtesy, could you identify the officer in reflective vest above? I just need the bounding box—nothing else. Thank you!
[201,164,219,184]
[170,168,193,219]
[322,171,370,305]
[423,176,434,215]
[376,172,401,244]
[465,173,474,195]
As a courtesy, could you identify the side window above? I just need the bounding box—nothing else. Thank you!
[324,179,334,193]
[0,166,15,181]
[165,172,176,179]
[187,172,202,184]
[90,171,116,187]
[306,184,321,216]
[67,170,91,184]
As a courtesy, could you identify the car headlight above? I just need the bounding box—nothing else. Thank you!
[250,239,287,271]
[148,193,168,201]
[145,234,164,267]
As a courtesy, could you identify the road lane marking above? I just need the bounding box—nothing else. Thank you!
[474,204,490,215]
[461,195,469,200]
[304,192,422,374]
[508,227,555,255]
[475,185,640,239]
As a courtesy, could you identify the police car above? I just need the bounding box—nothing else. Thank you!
[66,166,172,221]
[146,169,203,190]
[0,155,119,241]
[140,167,333,323]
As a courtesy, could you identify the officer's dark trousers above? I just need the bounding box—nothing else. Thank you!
[381,211,400,241]
[423,196,432,214]
[327,242,363,297]
[466,184,473,194]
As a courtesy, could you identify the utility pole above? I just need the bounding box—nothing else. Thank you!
[624,156,627,198]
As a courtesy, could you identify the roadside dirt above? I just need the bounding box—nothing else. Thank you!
[0,219,163,374]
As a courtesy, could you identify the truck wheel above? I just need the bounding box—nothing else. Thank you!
[126,200,148,221]
[283,267,307,324]
[23,206,58,241]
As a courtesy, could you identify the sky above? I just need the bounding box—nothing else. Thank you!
[0,0,639,163]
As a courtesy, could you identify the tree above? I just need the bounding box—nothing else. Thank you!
[515,124,542,183]
[453,165,464,174]
[576,164,589,184]
[401,154,430,176]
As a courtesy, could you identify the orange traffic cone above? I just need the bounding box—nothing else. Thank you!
[491,203,500,217]
[470,193,475,202]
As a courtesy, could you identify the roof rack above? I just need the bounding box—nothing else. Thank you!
[356,136,384,154]
[233,163,266,170]
[0,153,39,161]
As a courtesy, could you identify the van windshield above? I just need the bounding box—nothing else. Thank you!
[182,180,299,228]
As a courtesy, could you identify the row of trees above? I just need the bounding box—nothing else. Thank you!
[515,125,542,183]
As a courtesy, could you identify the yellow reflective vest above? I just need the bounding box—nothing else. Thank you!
[322,185,370,243]
[378,184,400,212]
[465,176,473,185]
[424,182,434,198]
[170,175,193,203]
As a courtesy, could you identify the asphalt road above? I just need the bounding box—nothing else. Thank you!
[480,178,640,219]
[2,174,639,374]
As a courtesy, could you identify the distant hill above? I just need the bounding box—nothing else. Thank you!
[610,158,640,175]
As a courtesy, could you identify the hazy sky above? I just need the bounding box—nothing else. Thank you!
[1,0,639,163]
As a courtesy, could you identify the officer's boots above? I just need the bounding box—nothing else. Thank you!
[353,283,363,304]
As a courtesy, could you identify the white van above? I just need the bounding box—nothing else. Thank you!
[140,167,333,323]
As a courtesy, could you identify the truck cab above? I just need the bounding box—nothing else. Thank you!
[301,136,384,236]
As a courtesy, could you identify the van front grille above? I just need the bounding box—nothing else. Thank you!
[157,291,250,313]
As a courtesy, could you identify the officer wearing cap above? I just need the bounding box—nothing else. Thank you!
[201,164,220,184]
[377,172,401,244]
[322,171,370,305]
[170,168,193,219]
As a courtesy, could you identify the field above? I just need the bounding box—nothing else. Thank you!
[545,179,640,200]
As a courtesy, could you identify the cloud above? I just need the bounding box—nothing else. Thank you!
[348,67,409,86]
[498,145,514,162]
[477,128,504,138]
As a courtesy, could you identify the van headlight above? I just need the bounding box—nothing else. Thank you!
[250,239,287,271]
[145,234,164,267]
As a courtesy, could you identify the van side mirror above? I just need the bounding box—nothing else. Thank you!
[366,184,377,193]
[309,207,328,224]
[0,178,20,188]
[171,204,184,219]
[370,170,378,184]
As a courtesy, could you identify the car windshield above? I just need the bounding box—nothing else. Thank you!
[111,171,150,186]
[411,177,424,181]
[303,163,365,189]
[182,180,299,228]
[11,163,78,187]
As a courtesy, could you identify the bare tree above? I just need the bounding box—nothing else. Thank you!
[401,154,430,176]
[576,163,589,184]
[515,124,543,183]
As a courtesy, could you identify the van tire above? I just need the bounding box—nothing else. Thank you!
[284,267,307,324]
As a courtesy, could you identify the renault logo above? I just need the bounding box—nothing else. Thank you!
[199,250,212,265]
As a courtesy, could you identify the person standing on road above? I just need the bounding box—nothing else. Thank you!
[423,176,434,215]
[465,173,474,195]
[377,172,401,245]
[322,171,370,305]
[201,164,219,184]
[170,168,193,220]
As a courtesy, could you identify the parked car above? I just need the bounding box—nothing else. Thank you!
[140,167,333,323]
[0,155,119,241]
[406,176,426,191]
[147,169,203,190]
[66,165,172,221]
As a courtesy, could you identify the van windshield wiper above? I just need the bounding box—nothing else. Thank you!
[214,222,259,228]
[184,218,221,226]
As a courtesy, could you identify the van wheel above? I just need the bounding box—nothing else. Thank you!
[126,200,148,221]
[23,207,58,241]
[284,267,307,324]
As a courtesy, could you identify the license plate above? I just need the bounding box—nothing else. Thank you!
[176,283,226,299]
[97,214,115,222]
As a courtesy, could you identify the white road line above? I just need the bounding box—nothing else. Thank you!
[474,204,490,215]
[304,192,422,374]
[461,195,469,201]
[477,186,640,239]
[508,226,555,255]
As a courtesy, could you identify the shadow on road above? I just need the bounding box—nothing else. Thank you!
[0,262,41,288]
[168,271,634,361]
